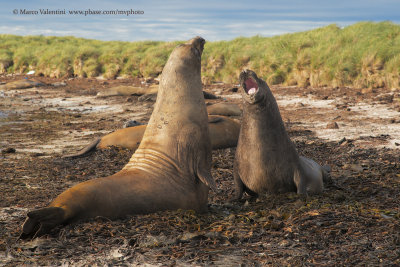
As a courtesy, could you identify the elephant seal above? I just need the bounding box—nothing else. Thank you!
[208,116,240,149]
[96,84,158,97]
[96,85,217,99]
[62,115,240,158]
[0,79,44,90]
[233,69,330,199]
[62,125,147,158]
[207,103,242,116]
[20,36,216,239]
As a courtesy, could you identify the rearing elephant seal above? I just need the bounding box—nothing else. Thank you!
[233,69,330,199]
[20,36,216,239]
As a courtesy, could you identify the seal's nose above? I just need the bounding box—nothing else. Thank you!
[239,69,248,82]
[192,36,205,54]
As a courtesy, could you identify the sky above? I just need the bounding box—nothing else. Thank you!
[1,0,400,42]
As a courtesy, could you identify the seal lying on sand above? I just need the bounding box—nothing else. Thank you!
[0,79,44,90]
[207,103,242,116]
[208,116,240,150]
[233,69,330,199]
[96,84,218,99]
[96,85,158,97]
[20,36,216,239]
[63,115,240,158]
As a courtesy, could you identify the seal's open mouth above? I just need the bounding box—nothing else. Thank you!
[244,77,258,95]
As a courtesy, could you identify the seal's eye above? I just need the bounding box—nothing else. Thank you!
[244,78,258,95]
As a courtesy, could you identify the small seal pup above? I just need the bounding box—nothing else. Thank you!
[20,36,216,239]
[233,69,330,199]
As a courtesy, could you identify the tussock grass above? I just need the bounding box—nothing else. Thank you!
[1,22,399,89]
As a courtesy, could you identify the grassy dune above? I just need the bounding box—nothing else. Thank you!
[1,21,400,89]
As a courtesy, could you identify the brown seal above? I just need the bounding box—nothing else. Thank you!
[63,115,240,158]
[20,36,216,239]
[208,116,240,149]
[96,84,158,97]
[0,79,44,90]
[233,69,330,199]
[96,84,217,99]
[207,103,242,116]
[62,125,146,158]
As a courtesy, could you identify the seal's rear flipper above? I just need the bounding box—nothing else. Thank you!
[62,138,101,158]
[19,207,66,239]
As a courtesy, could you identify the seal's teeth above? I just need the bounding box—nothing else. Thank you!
[248,88,257,95]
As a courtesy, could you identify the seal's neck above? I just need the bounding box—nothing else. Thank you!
[123,148,181,175]
[123,45,208,173]
[242,85,286,132]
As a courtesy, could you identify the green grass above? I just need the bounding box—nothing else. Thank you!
[1,21,400,88]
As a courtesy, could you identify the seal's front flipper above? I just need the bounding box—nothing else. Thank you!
[322,164,332,184]
[294,168,308,196]
[208,116,223,124]
[196,167,217,191]
[178,125,217,191]
[231,162,244,201]
[244,186,258,198]
[194,150,217,191]
[20,207,66,239]
[195,142,217,191]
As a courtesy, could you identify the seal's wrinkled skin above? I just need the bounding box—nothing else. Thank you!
[20,37,216,239]
[233,69,330,199]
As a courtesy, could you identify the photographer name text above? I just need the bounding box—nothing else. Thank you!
[13,8,144,16]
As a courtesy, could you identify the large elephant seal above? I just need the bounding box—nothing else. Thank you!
[233,69,330,199]
[207,103,242,116]
[63,115,240,158]
[20,36,216,239]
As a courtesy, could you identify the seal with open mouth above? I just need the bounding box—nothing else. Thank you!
[233,69,330,199]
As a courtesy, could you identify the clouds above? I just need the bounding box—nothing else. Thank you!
[1,0,399,41]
